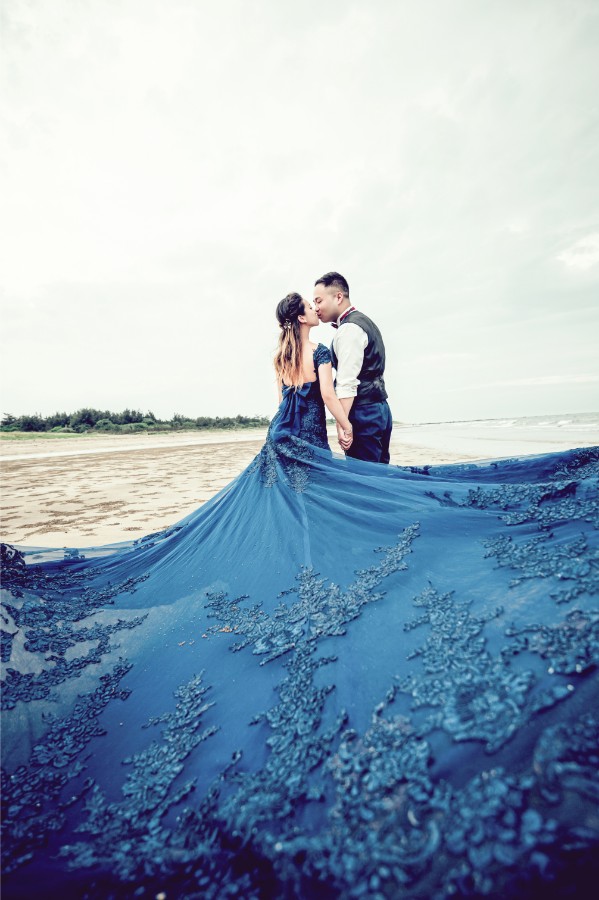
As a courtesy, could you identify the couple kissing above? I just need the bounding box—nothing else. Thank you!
[270,271,392,464]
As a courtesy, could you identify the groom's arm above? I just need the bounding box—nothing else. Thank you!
[335,396,355,450]
[334,323,368,410]
[334,323,367,449]
[339,396,354,416]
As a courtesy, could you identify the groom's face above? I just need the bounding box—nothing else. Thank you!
[314,284,342,323]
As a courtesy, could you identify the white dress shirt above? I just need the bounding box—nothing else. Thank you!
[333,319,368,399]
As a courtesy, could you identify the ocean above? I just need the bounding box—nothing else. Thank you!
[395,411,599,460]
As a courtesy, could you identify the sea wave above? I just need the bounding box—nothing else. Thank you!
[414,412,599,431]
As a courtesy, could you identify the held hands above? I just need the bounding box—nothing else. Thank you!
[337,422,353,452]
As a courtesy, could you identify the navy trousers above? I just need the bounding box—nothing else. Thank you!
[346,400,393,464]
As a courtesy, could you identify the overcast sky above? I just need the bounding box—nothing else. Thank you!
[1,0,598,423]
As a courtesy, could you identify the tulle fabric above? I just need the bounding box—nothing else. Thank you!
[1,438,598,898]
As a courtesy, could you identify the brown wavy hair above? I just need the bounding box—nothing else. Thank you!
[273,292,306,389]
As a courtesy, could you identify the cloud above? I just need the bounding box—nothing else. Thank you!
[557,234,599,271]
[447,374,599,392]
[503,220,531,236]
[414,353,476,365]
[1,0,599,423]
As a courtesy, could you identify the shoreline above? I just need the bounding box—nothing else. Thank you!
[2,415,598,460]
[0,428,270,462]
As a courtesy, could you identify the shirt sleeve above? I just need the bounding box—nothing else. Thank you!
[333,323,368,399]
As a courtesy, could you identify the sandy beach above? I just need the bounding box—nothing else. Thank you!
[1,420,597,548]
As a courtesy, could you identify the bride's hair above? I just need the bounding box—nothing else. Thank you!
[273,292,306,388]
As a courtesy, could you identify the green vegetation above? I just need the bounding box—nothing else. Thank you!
[0,409,269,435]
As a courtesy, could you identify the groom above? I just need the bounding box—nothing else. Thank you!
[314,271,393,464]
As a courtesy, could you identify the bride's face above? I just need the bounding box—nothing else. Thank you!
[299,301,319,328]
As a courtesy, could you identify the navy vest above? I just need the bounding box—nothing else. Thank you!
[331,310,388,405]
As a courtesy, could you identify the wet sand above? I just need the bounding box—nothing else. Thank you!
[1,431,268,547]
[1,425,596,547]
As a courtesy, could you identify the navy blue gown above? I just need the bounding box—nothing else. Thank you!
[1,381,598,897]
[267,343,332,450]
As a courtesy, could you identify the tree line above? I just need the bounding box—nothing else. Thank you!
[0,409,270,434]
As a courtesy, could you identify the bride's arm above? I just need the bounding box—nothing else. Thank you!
[318,363,353,448]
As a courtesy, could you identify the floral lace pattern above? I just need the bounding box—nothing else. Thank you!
[1,443,598,896]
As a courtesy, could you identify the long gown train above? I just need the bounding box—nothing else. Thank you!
[1,437,598,897]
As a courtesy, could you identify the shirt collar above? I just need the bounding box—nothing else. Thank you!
[333,305,356,329]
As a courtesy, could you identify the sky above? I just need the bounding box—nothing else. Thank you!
[1,0,598,424]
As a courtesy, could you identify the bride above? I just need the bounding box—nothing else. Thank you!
[1,296,598,898]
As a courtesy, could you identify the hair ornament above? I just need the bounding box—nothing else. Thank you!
[283,319,292,331]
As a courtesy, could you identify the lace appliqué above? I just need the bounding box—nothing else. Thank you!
[246,437,316,493]
[63,672,218,879]
[206,523,419,663]
[52,527,418,889]
[1,543,149,709]
[464,477,599,531]
[1,661,132,875]
[504,608,599,676]
[3,448,599,896]
[397,586,573,752]
[484,533,599,604]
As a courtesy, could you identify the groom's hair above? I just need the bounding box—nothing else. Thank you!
[315,271,349,298]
